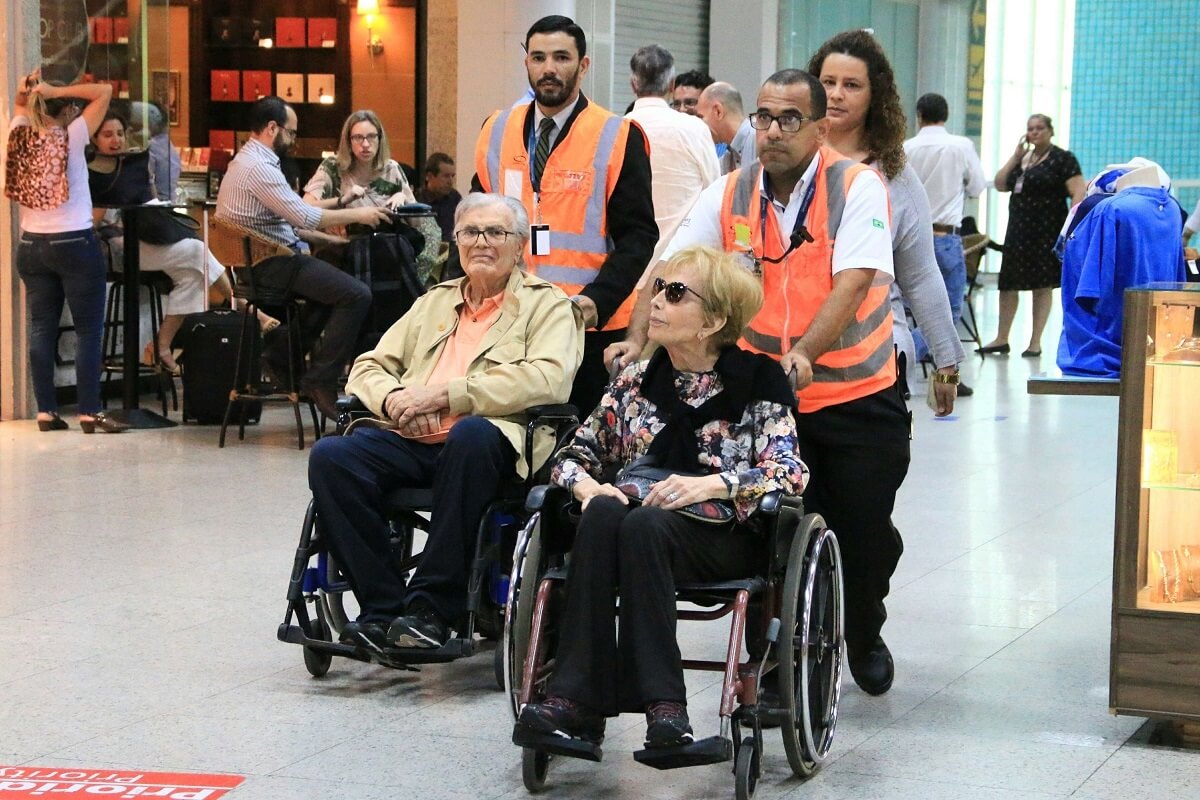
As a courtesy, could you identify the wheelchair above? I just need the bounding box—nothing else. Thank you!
[278,396,577,678]
[503,485,844,799]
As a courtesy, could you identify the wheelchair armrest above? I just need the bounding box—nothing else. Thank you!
[525,403,579,422]
[335,395,375,435]
[525,484,569,513]
[753,491,786,518]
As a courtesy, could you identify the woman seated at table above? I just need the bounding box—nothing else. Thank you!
[515,245,809,750]
[301,110,442,280]
[302,110,416,226]
[91,111,241,372]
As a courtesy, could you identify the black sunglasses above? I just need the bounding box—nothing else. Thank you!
[653,277,707,304]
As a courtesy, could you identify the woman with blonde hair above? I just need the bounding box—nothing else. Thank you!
[10,70,127,432]
[515,245,807,751]
[302,109,415,215]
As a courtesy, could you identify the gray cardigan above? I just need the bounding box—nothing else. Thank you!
[886,164,965,369]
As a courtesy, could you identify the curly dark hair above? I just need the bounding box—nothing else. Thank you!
[806,30,907,180]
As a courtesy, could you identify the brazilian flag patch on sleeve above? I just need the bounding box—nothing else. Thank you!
[872,218,885,229]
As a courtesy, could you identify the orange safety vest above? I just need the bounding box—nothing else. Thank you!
[474,100,640,331]
[720,145,895,413]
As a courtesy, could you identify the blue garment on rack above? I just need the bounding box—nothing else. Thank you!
[1058,186,1187,378]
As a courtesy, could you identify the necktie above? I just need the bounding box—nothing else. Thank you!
[533,118,556,190]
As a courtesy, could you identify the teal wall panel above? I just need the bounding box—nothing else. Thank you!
[1071,0,1200,213]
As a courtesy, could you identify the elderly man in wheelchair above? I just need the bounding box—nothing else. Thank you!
[508,247,840,796]
[306,192,583,657]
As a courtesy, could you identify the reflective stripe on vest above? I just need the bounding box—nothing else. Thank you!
[741,296,894,382]
[730,160,855,239]
[478,102,637,331]
[485,109,620,264]
[724,146,895,411]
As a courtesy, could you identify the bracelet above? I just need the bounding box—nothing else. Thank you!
[931,371,960,386]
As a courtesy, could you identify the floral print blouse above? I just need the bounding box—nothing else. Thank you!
[552,361,809,521]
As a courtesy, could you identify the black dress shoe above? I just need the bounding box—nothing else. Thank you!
[37,414,69,431]
[339,620,391,656]
[1021,348,1042,358]
[848,637,894,696]
[957,382,974,398]
[975,343,1010,355]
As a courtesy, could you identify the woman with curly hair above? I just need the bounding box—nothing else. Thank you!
[807,30,966,409]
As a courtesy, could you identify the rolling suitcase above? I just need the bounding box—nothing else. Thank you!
[175,309,262,424]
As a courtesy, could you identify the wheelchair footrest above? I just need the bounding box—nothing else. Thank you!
[512,725,603,762]
[633,736,732,770]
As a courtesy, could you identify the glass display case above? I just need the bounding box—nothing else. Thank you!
[1111,283,1200,722]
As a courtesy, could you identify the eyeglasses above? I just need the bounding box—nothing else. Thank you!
[653,277,707,304]
[749,111,814,133]
[349,133,379,145]
[669,98,699,111]
[454,227,514,246]
[282,127,299,137]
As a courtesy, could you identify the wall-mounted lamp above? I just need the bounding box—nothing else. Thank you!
[357,0,384,56]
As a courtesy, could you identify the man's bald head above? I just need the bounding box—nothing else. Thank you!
[695,81,744,144]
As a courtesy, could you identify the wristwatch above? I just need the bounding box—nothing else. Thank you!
[931,370,960,386]
[719,472,739,499]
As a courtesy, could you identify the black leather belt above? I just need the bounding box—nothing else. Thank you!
[932,223,960,235]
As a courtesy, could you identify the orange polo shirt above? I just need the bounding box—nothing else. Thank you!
[408,290,506,443]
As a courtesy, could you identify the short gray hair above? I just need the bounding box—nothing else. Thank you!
[702,82,743,116]
[454,194,530,259]
[630,44,675,98]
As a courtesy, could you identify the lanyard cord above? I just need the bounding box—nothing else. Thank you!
[759,177,816,264]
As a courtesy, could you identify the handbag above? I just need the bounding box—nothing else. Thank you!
[136,207,201,245]
[613,456,736,524]
[88,150,154,206]
[4,125,70,210]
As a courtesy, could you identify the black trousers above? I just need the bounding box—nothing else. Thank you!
[247,254,372,389]
[548,497,764,715]
[307,417,516,624]
[796,384,910,655]
[570,328,626,417]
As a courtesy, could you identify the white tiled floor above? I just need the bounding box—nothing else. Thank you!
[2,281,1199,799]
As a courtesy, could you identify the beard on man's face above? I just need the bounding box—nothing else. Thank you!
[272,129,291,157]
[532,69,578,108]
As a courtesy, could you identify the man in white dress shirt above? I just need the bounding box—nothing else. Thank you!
[625,44,720,283]
[903,93,987,328]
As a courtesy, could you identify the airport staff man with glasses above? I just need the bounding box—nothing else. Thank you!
[608,69,911,698]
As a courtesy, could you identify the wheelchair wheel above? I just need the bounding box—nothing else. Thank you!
[521,747,551,793]
[503,512,543,718]
[778,513,844,778]
[302,614,333,678]
[734,736,759,800]
[317,589,351,639]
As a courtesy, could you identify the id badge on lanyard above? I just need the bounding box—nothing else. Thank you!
[528,122,551,255]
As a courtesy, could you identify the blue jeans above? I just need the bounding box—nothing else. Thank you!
[16,229,107,414]
[933,233,967,325]
[914,233,967,362]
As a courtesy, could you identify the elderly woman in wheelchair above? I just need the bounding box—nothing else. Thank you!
[306,192,583,657]
[513,245,808,753]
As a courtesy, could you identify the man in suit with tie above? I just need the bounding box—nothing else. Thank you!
[472,14,656,414]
